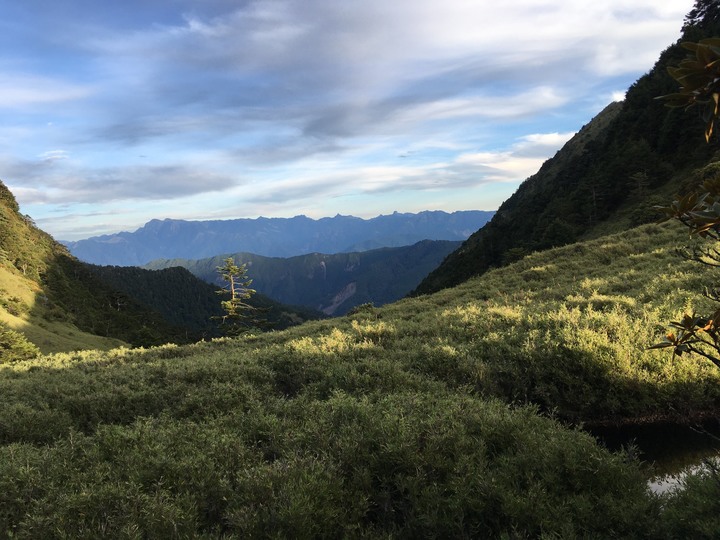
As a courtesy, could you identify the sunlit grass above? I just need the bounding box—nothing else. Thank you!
[0,266,126,354]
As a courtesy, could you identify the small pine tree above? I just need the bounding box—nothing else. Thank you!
[215,257,257,335]
[0,324,40,363]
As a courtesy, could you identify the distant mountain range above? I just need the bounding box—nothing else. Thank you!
[145,240,461,316]
[63,210,494,266]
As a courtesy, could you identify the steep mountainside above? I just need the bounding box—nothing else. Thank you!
[0,180,318,352]
[88,265,322,335]
[145,239,461,316]
[414,18,720,295]
[0,180,182,351]
[64,210,493,266]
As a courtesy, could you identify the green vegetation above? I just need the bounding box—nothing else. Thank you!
[0,180,318,353]
[87,264,320,341]
[215,257,258,334]
[0,323,39,362]
[0,219,719,535]
[650,38,720,369]
[2,4,720,535]
[658,460,720,538]
[0,178,190,351]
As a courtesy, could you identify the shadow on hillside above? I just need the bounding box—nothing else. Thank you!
[26,254,192,350]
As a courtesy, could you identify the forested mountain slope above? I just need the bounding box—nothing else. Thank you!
[145,239,461,316]
[0,179,178,352]
[88,265,322,336]
[414,17,720,295]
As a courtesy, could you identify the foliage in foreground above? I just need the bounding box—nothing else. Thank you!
[657,458,720,539]
[1,220,720,534]
[0,393,655,538]
[652,37,720,369]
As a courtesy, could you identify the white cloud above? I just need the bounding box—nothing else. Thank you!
[1,0,696,239]
[39,150,69,162]
[0,75,92,108]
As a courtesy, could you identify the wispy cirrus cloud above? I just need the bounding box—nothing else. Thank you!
[0,74,92,110]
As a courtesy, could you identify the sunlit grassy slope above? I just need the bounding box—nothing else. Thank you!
[0,265,126,354]
[1,220,719,536]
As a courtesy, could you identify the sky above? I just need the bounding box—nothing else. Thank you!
[0,0,695,241]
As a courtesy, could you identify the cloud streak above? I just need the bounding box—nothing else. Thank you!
[0,0,694,239]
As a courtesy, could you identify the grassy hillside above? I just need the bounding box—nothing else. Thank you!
[1,219,719,535]
[414,17,720,296]
[0,264,126,354]
[0,180,160,353]
[145,240,461,315]
[0,180,319,352]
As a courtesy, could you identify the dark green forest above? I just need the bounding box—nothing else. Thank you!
[145,239,461,316]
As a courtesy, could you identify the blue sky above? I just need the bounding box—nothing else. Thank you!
[0,0,694,240]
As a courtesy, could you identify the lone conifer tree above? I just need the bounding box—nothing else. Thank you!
[215,257,256,335]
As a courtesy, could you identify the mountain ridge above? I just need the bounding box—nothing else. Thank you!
[144,239,461,316]
[63,210,493,266]
[413,20,720,295]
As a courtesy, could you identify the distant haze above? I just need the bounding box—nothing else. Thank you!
[64,210,494,266]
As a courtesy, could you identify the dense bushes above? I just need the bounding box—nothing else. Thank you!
[0,222,719,535]
[659,460,720,539]
[0,393,658,538]
[0,324,39,363]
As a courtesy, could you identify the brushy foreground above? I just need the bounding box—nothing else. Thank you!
[2,222,720,537]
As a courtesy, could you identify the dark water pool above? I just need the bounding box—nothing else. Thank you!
[588,419,720,493]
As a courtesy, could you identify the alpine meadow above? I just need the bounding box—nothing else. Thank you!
[2,2,720,538]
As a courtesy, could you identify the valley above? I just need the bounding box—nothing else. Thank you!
[1,2,720,536]
[144,239,462,315]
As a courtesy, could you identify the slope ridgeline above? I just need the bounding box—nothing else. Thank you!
[414,17,720,295]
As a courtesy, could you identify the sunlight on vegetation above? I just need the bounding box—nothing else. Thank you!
[3,4,720,534]
[1,210,719,535]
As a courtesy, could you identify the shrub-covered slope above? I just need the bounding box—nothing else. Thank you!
[1,219,719,535]
[0,179,162,352]
[0,180,320,351]
[414,17,720,295]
